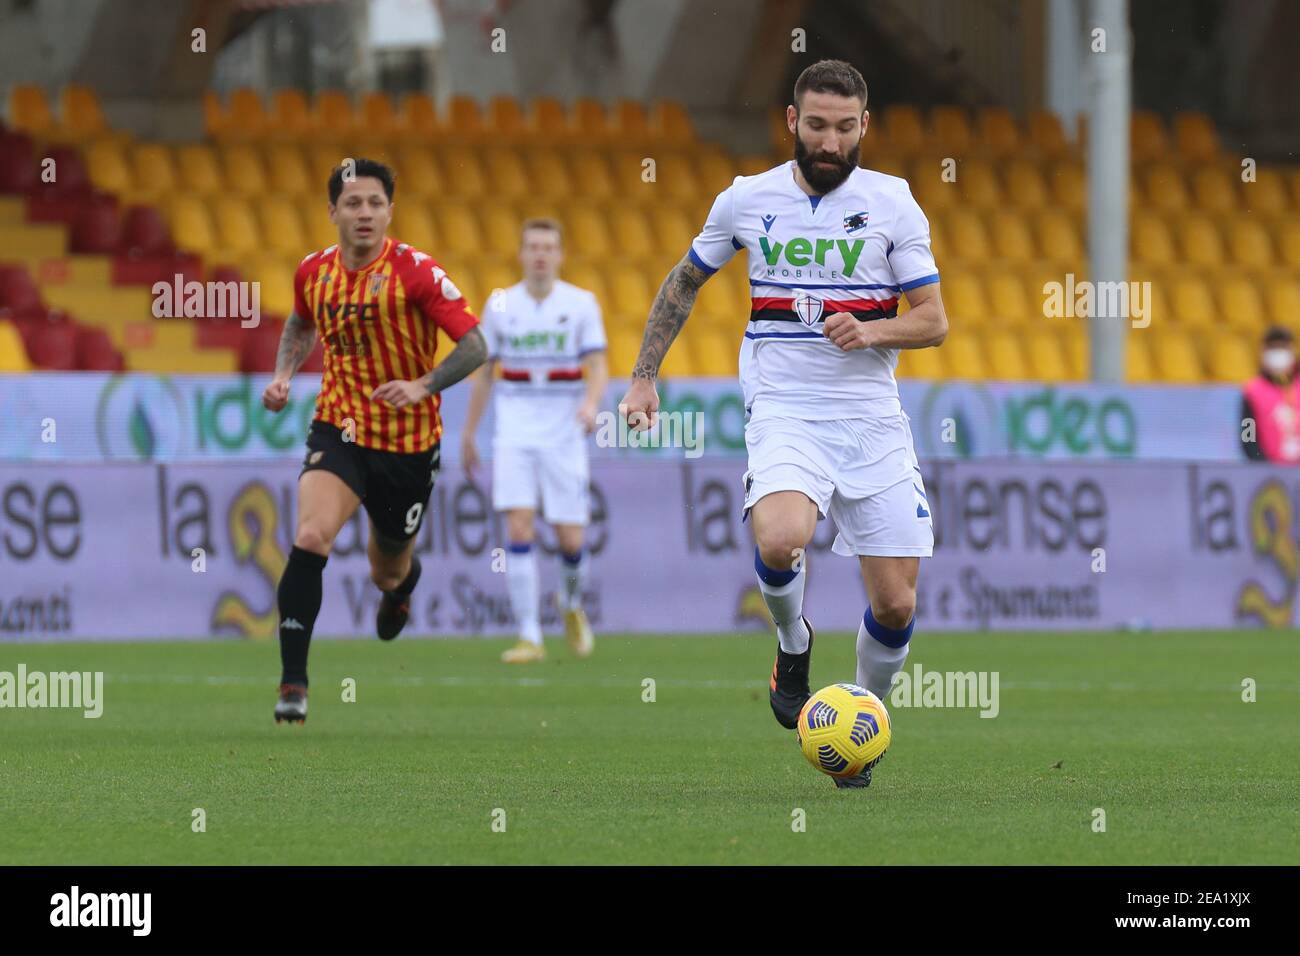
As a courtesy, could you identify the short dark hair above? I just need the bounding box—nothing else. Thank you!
[520,217,563,245]
[793,59,868,112]
[1264,325,1294,346]
[328,157,395,205]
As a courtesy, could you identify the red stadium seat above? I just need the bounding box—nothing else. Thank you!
[74,325,124,370]
[0,131,37,194]
[24,320,77,370]
[69,199,124,254]
[121,205,176,256]
[0,265,43,312]
[37,145,92,196]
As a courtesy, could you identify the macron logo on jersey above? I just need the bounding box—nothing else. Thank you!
[758,236,866,277]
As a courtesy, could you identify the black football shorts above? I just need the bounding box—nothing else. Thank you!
[299,420,440,545]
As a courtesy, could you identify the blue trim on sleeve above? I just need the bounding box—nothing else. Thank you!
[687,246,719,276]
[898,272,940,292]
[577,346,607,357]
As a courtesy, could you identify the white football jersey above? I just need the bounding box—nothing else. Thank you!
[690,161,939,421]
[483,279,607,448]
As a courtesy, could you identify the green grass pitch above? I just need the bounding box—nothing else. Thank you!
[1,631,1296,865]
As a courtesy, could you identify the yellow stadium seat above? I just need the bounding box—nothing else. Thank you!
[567,207,613,258]
[769,107,794,154]
[985,331,1030,380]
[392,200,439,253]
[447,97,488,140]
[528,97,570,142]
[942,271,989,327]
[1125,333,1155,383]
[651,101,696,144]
[1151,328,1205,383]
[610,206,656,260]
[214,197,261,260]
[1025,329,1072,381]
[1131,111,1170,162]
[942,335,988,380]
[246,258,297,317]
[269,90,313,138]
[943,210,991,263]
[1266,278,1300,325]
[1207,335,1258,382]
[220,143,270,197]
[1277,221,1300,269]
[202,91,226,138]
[1228,219,1274,268]
[610,269,651,315]
[1061,327,1088,379]
[612,100,651,141]
[484,149,530,199]
[909,159,956,213]
[0,321,32,371]
[476,260,518,298]
[958,159,1002,208]
[261,198,306,256]
[59,85,107,140]
[649,206,695,257]
[1173,112,1220,161]
[659,337,695,378]
[896,344,945,379]
[431,203,484,257]
[649,154,701,204]
[1191,167,1237,214]
[271,144,318,196]
[312,91,355,138]
[1169,273,1215,328]
[881,106,925,156]
[398,93,439,138]
[738,155,773,178]
[694,274,744,329]
[1179,215,1225,268]
[1036,210,1083,264]
[480,205,523,257]
[989,210,1035,261]
[169,196,218,258]
[606,328,641,378]
[1144,164,1189,213]
[690,328,739,376]
[1243,167,1290,215]
[1219,276,1267,333]
[1131,215,1177,268]
[435,146,487,199]
[697,150,736,198]
[299,198,337,250]
[930,106,973,153]
[225,88,268,137]
[358,92,402,139]
[976,106,1021,157]
[1027,110,1069,159]
[522,149,572,200]
[562,264,607,309]
[1003,160,1049,211]
[176,145,223,196]
[130,143,178,200]
[568,152,616,201]
[392,146,444,199]
[1049,161,1085,213]
[568,98,608,141]
[482,96,523,140]
[8,85,54,137]
[986,273,1035,326]
[84,139,133,196]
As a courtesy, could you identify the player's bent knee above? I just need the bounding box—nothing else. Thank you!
[755,531,810,571]
[369,564,406,593]
[293,526,335,556]
[872,596,917,630]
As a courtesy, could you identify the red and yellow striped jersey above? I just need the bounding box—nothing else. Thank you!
[292,237,479,453]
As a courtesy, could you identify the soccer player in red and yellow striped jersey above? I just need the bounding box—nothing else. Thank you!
[261,158,488,723]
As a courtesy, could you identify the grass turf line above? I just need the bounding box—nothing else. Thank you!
[0,631,1296,865]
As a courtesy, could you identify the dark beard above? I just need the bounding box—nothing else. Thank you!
[794,133,859,194]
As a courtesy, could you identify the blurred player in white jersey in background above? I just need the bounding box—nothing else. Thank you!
[620,60,948,788]
[462,219,609,663]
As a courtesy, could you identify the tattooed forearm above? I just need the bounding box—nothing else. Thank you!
[632,256,710,381]
[274,312,316,378]
[423,326,488,395]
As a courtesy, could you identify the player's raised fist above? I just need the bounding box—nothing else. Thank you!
[262,377,291,412]
[619,378,659,432]
[823,311,876,351]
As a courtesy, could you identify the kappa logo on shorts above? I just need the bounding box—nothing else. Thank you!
[914,484,931,520]
[308,450,324,465]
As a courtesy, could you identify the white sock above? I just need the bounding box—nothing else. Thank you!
[856,607,912,700]
[506,544,542,644]
[558,549,586,611]
[756,552,809,654]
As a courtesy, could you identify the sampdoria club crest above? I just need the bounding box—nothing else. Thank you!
[793,291,825,326]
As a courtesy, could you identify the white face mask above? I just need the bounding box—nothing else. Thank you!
[1263,347,1295,377]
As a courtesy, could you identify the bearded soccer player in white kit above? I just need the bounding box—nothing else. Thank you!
[620,60,947,788]
[462,218,609,663]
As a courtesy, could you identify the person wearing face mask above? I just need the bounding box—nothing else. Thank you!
[1242,326,1300,463]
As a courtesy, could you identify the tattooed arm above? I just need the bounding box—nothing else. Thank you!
[370,327,489,409]
[261,312,316,412]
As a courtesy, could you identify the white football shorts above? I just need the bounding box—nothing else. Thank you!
[491,443,591,525]
[741,413,933,557]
